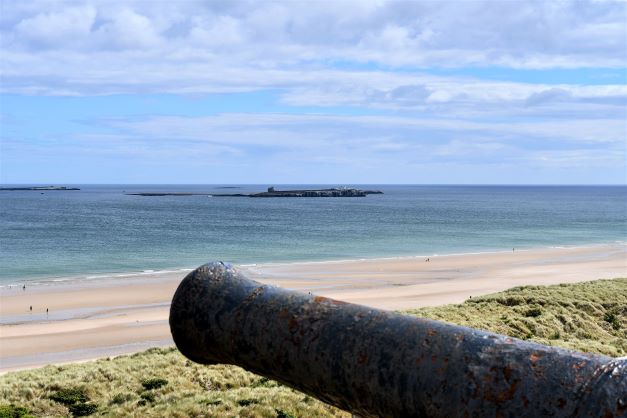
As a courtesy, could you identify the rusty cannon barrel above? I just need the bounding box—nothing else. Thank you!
[169,262,626,418]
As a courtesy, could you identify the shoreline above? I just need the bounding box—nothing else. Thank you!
[1,242,626,373]
[2,239,624,288]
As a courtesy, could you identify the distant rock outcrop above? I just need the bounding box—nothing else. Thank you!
[127,187,383,198]
[0,186,80,191]
[250,187,381,197]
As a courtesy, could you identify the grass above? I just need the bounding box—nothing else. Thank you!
[1,278,625,417]
[406,278,626,357]
[0,349,347,418]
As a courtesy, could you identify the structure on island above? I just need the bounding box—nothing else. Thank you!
[250,187,382,198]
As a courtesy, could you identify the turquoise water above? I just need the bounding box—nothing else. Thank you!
[0,185,625,283]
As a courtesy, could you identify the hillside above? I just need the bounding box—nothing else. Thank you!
[1,278,624,418]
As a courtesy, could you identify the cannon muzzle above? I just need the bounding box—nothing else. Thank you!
[169,262,626,418]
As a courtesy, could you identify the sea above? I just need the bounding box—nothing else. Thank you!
[0,185,625,285]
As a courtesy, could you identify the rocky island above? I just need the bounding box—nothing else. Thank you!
[0,186,80,191]
[249,187,382,197]
[127,187,383,197]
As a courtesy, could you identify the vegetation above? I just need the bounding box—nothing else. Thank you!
[406,278,626,357]
[46,387,97,416]
[0,349,346,418]
[48,388,88,406]
[1,278,625,417]
[141,378,168,391]
[0,404,35,418]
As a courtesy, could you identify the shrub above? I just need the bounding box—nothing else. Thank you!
[0,404,35,418]
[110,393,133,405]
[549,331,561,340]
[139,392,155,403]
[525,308,542,318]
[48,387,98,417]
[141,378,168,390]
[237,398,258,406]
[603,312,621,330]
[252,377,273,387]
[49,387,88,406]
[276,408,297,418]
[68,402,97,417]
[501,296,524,306]
[199,399,222,406]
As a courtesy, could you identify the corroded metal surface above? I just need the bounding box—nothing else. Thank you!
[169,262,627,418]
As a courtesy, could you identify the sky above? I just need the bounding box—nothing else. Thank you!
[0,0,626,184]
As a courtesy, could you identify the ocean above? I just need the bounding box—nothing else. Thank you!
[0,185,625,284]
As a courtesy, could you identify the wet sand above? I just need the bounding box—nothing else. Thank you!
[1,243,625,373]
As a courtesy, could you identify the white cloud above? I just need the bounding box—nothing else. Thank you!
[106,112,626,157]
[4,110,624,183]
[14,5,97,48]
[92,8,162,50]
[2,1,625,184]
[189,15,244,47]
[279,77,627,120]
[1,0,625,98]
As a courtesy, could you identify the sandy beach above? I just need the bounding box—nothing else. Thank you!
[1,243,625,373]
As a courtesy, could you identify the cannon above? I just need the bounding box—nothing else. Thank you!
[169,262,626,418]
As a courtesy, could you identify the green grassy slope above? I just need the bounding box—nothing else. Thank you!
[1,278,625,418]
[405,278,626,357]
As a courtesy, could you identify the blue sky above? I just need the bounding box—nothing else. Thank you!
[1,0,626,184]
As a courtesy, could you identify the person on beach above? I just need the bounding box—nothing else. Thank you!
[29,305,32,312]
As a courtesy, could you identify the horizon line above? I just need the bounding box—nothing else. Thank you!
[2,183,626,187]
